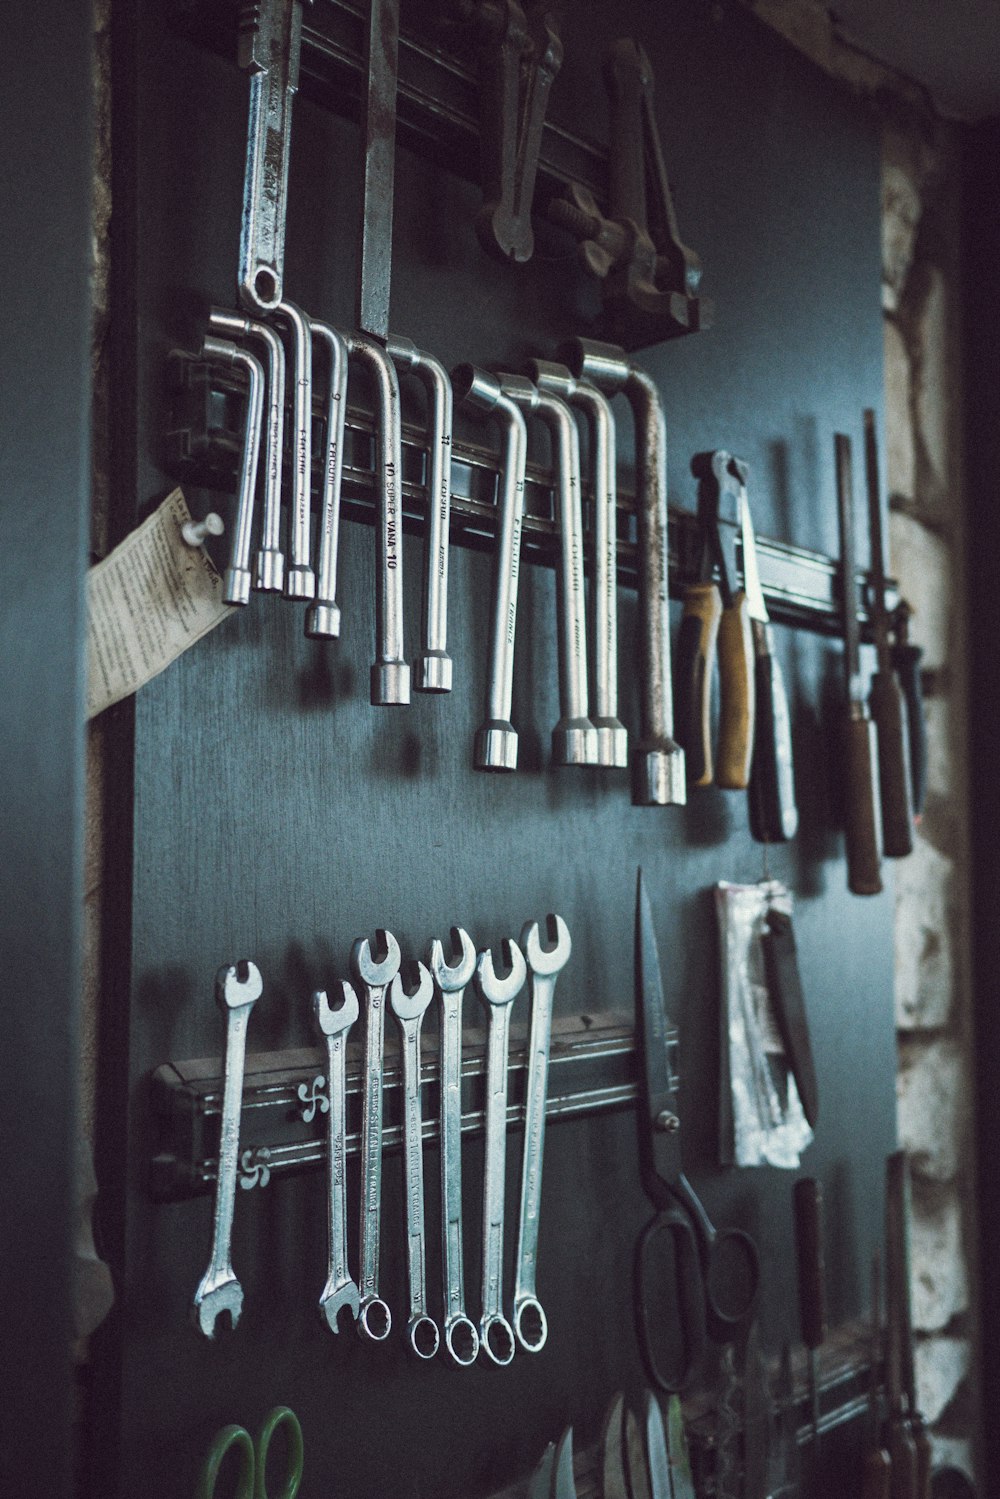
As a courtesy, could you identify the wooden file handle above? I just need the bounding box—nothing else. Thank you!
[715,591,755,790]
[676,582,722,787]
[869,669,914,858]
[843,710,883,895]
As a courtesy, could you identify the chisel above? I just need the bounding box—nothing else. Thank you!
[887,1151,933,1499]
[835,432,883,895]
[864,409,914,857]
[793,1177,827,1484]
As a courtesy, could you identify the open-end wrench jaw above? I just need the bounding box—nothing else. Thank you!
[388,959,434,1022]
[351,929,401,989]
[475,938,528,1006]
[520,913,571,977]
[428,925,477,991]
[313,979,360,1037]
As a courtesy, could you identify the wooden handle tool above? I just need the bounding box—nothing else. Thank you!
[676,581,722,786]
[892,604,928,821]
[793,1176,827,1478]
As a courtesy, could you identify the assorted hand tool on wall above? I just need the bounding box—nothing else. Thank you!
[190,915,570,1366]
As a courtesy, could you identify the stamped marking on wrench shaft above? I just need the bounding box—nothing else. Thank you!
[351,930,400,1341]
[314,981,361,1333]
[390,960,439,1358]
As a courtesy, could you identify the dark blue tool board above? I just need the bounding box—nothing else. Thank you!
[89,1,895,1494]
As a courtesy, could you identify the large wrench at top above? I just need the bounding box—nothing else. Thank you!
[512,914,570,1352]
[237,0,305,315]
[428,927,480,1366]
[350,929,400,1342]
[389,960,439,1359]
[313,980,360,1333]
[192,961,263,1338]
[474,937,527,1364]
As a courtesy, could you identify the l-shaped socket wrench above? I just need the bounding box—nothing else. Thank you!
[498,374,600,767]
[560,338,686,804]
[275,300,316,602]
[200,336,265,607]
[305,319,349,640]
[452,366,528,771]
[530,359,627,767]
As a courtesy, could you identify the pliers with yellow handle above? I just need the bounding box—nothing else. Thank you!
[675,450,755,788]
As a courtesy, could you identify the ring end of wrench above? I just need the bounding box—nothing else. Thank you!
[305,599,342,639]
[371,659,411,706]
[632,740,687,806]
[413,650,453,694]
[223,566,253,607]
[444,1315,481,1367]
[238,264,283,319]
[474,720,518,772]
[514,1296,549,1353]
[358,1296,393,1343]
[254,548,285,594]
[408,1315,441,1360]
[551,717,601,767]
[479,1313,516,1366]
[284,564,316,602]
[594,717,629,768]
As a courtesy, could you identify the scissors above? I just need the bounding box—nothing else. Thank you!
[197,1406,303,1499]
[634,868,760,1392]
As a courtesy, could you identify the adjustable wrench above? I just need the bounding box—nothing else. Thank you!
[305,320,349,640]
[498,375,600,767]
[346,335,410,705]
[350,929,401,1342]
[560,337,686,805]
[200,336,265,607]
[389,959,439,1359]
[452,366,528,771]
[274,301,315,601]
[512,913,570,1352]
[428,926,480,1366]
[530,359,627,768]
[474,936,527,1364]
[208,308,286,593]
[313,980,360,1333]
[192,961,263,1338]
[236,0,304,315]
[389,338,455,693]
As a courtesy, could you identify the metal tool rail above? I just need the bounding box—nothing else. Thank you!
[150,1010,645,1200]
[167,356,896,638]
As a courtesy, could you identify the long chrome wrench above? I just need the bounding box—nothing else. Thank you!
[192,961,263,1338]
[236,0,304,315]
[474,938,527,1364]
[208,308,286,593]
[428,927,480,1367]
[513,914,571,1352]
[350,930,400,1342]
[498,375,600,766]
[389,961,440,1359]
[452,367,528,771]
[313,981,361,1333]
[276,301,316,601]
[306,319,349,639]
[200,336,265,607]
[531,359,627,768]
[388,337,455,693]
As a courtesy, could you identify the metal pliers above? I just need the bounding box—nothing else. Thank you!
[675,451,755,788]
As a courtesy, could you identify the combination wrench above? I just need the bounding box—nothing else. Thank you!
[350,929,401,1342]
[498,375,600,767]
[474,937,527,1364]
[560,337,686,805]
[428,926,480,1367]
[208,307,286,593]
[530,359,627,768]
[512,914,571,1352]
[200,336,265,607]
[389,960,440,1359]
[192,961,262,1338]
[313,980,360,1333]
[305,319,349,640]
[452,366,528,772]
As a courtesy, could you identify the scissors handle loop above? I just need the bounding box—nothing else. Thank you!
[635,1207,707,1393]
[198,1424,255,1499]
[256,1406,303,1499]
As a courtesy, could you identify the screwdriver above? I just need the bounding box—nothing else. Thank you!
[864,409,914,857]
[793,1177,827,1483]
[862,1250,891,1499]
[892,601,928,822]
[835,432,883,895]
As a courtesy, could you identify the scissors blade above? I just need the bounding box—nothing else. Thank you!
[625,1405,654,1499]
[527,1443,556,1499]
[636,869,682,1187]
[552,1427,577,1499]
[666,1395,696,1499]
[600,1393,629,1499]
[645,1393,673,1499]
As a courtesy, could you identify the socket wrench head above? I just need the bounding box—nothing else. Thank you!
[413,650,453,694]
[633,740,687,806]
[474,719,519,772]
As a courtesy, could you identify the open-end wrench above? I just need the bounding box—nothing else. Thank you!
[274,301,315,601]
[236,0,305,315]
[452,366,528,771]
[208,308,286,593]
[428,926,480,1366]
[346,334,410,706]
[305,319,349,640]
[530,359,627,768]
[388,337,455,693]
[312,979,360,1333]
[474,936,527,1364]
[193,960,263,1338]
[512,913,570,1352]
[200,336,265,607]
[350,929,401,1342]
[389,959,439,1359]
[498,375,600,767]
[560,337,686,805]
